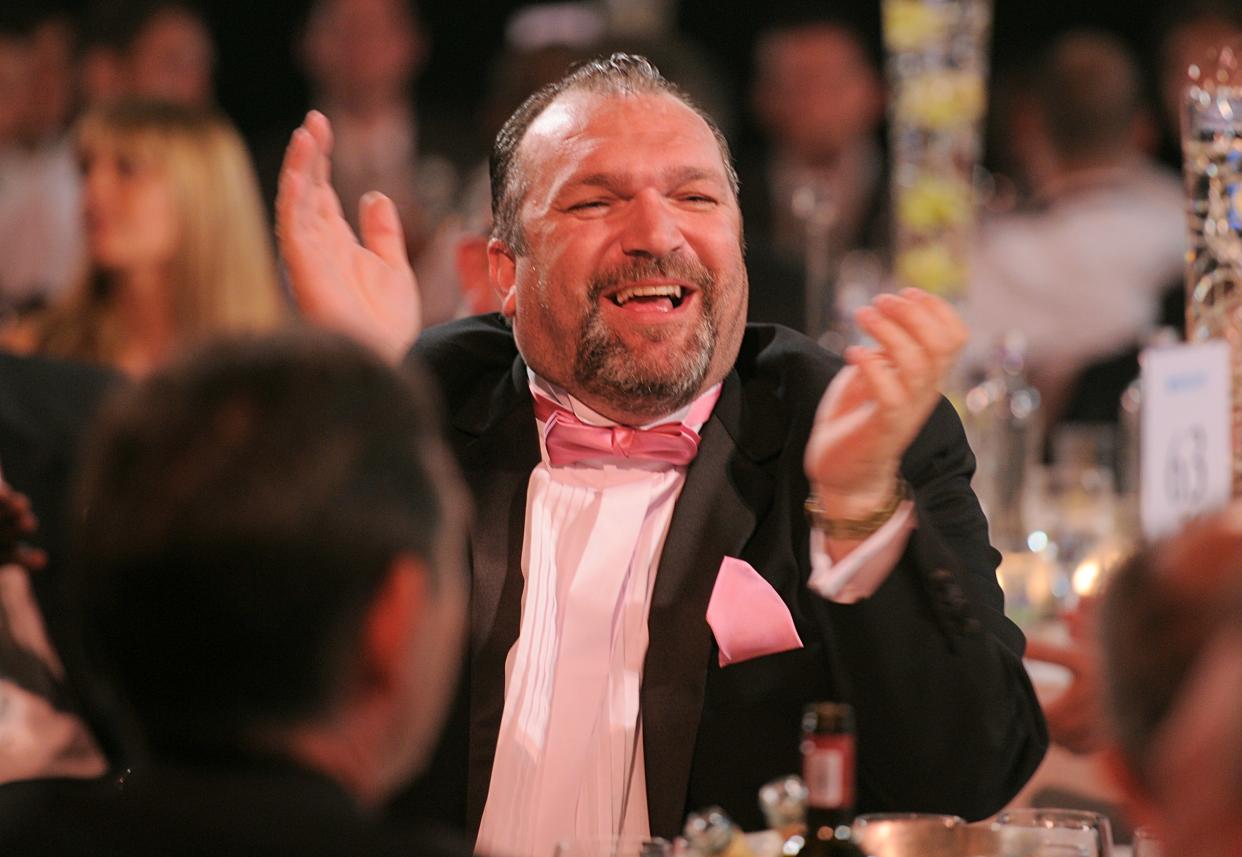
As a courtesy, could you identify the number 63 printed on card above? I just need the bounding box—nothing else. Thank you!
[1140,339,1233,539]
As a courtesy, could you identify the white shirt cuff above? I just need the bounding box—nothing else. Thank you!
[807,501,916,603]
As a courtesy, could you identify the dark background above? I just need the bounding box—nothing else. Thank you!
[57,0,1185,164]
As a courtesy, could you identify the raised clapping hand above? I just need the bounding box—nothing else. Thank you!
[804,288,968,527]
[276,110,422,363]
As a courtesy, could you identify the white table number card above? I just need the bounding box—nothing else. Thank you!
[1140,339,1232,539]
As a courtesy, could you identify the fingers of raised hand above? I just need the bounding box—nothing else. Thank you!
[278,129,327,229]
[359,191,411,270]
[277,127,314,218]
[844,345,907,417]
[854,301,932,395]
[814,364,865,419]
[855,289,968,391]
[303,110,334,185]
[898,288,968,356]
[281,113,342,209]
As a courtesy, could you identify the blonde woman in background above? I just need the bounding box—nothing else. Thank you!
[3,100,286,375]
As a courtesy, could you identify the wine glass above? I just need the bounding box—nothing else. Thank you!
[993,809,1113,857]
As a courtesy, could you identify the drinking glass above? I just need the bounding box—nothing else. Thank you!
[993,809,1113,857]
[852,813,966,857]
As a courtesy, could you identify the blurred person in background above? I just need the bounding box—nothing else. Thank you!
[0,2,84,314]
[1099,506,1242,857]
[291,0,460,326]
[80,0,215,109]
[740,9,887,333]
[1054,2,1242,430]
[963,31,1184,424]
[432,3,605,319]
[0,331,472,857]
[1,100,286,376]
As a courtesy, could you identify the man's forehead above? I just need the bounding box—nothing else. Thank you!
[525,96,584,145]
[533,89,713,140]
[519,89,727,180]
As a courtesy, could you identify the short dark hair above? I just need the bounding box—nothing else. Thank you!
[1030,31,1146,161]
[70,330,465,750]
[488,52,740,253]
[1098,526,1242,790]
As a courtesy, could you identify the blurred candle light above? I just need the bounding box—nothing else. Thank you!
[1071,557,1101,599]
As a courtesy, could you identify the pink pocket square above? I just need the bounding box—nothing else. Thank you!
[706,557,804,667]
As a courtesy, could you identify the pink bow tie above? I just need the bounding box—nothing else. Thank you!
[532,392,717,467]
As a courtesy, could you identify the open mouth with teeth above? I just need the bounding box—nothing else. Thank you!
[606,283,689,313]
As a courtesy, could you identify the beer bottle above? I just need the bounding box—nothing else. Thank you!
[800,703,865,856]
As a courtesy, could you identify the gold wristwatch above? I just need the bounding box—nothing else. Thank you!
[804,478,912,540]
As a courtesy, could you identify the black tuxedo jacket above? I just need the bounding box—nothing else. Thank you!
[400,315,1046,838]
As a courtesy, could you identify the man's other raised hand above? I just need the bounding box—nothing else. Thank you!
[276,111,422,364]
[805,288,968,521]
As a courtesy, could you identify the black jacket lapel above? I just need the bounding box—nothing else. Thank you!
[455,357,539,838]
[641,371,776,838]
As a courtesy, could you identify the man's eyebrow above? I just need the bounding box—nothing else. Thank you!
[663,166,724,185]
[573,173,622,190]
[570,167,726,190]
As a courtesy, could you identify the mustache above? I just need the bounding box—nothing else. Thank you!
[586,255,716,303]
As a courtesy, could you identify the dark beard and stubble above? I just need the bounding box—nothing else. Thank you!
[572,255,725,421]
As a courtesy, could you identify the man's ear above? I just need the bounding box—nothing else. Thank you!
[360,555,426,693]
[488,238,518,319]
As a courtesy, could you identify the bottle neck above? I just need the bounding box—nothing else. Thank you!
[806,805,854,835]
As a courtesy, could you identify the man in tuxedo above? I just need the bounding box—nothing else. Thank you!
[0,332,471,856]
[277,53,1047,854]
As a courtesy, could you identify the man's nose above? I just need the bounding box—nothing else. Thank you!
[619,189,684,258]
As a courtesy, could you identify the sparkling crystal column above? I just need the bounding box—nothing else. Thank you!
[883,0,992,301]
[1183,45,1242,494]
